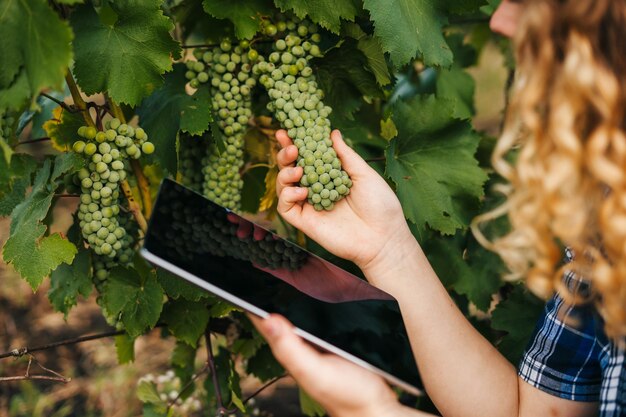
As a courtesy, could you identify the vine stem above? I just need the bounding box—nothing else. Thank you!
[242,374,288,405]
[65,72,95,128]
[0,328,127,360]
[167,363,211,412]
[40,93,78,114]
[205,325,233,416]
[105,93,153,218]
[14,137,51,148]
[121,180,148,233]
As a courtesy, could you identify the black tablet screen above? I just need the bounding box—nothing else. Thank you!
[143,179,421,391]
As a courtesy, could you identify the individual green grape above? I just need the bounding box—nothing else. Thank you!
[254,20,352,211]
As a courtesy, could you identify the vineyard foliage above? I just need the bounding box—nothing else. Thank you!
[0,0,545,414]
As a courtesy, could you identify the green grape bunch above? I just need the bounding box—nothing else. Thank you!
[185,39,257,210]
[254,20,352,211]
[0,109,15,141]
[71,119,155,276]
[178,133,206,193]
[157,186,308,271]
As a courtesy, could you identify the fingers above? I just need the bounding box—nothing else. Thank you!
[276,166,303,197]
[250,314,326,387]
[330,130,372,178]
[276,130,298,170]
[236,219,252,239]
[252,225,267,241]
[277,186,307,223]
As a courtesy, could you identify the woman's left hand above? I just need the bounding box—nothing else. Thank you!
[249,314,428,417]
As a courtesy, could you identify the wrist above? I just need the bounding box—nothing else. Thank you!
[359,226,422,288]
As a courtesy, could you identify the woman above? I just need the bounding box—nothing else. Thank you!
[250,0,626,416]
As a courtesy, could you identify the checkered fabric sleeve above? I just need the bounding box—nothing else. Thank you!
[518,293,604,401]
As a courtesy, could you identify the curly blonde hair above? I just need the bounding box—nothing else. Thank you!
[472,0,626,342]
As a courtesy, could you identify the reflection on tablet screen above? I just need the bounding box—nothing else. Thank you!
[143,179,422,392]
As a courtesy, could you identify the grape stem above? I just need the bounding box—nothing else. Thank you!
[40,92,79,114]
[121,180,149,233]
[13,137,51,148]
[65,72,96,128]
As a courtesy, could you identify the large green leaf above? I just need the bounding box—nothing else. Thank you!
[385,95,488,235]
[2,154,83,289]
[491,285,544,364]
[424,234,502,311]
[363,0,452,68]
[136,64,213,174]
[202,0,274,40]
[274,0,358,34]
[71,0,181,106]
[48,243,92,318]
[156,268,209,301]
[162,299,210,347]
[314,39,383,124]
[0,153,37,216]
[299,388,325,417]
[342,22,391,86]
[102,267,164,337]
[0,0,73,108]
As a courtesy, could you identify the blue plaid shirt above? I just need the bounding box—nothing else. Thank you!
[518,261,626,416]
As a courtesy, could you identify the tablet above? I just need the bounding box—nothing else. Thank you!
[141,179,422,396]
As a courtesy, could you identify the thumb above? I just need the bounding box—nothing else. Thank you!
[250,314,325,385]
[331,130,373,179]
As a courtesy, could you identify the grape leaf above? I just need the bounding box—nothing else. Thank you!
[172,341,197,385]
[385,95,488,235]
[162,300,210,347]
[0,154,37,216]
[445,0,487,15]
[2,154,82,289]
[115,334,136,364]
[43,107,85,151]
[0,0,73,107]
[202,0,274,40]
[299,388,325,417]
[103,267,164,338]
[424,234,501,311]
[136,64,213,174]
[0,70,31,110]
[363,0,452,68]
[274,0,358,34]
[48,245,92,317]
[342,22,391,86]
[246,344,284,382]
[491,285,544,364]
[70,0,181,106]
[314,39,383,124]
[437,66,475,119]
[156,268,209,301]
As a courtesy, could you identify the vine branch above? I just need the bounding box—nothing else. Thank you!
[14,137,51,148]
[1,355,70,384]
[121,180,149,233]
[0,328,127,360]
[242,374,288,405]
[205,324,232,416]
[40,93,78,113]
[65,72,95,128]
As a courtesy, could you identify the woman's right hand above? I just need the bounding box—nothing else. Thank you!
[275,129,416,275]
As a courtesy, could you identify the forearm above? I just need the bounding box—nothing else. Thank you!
[362,234,519,417]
